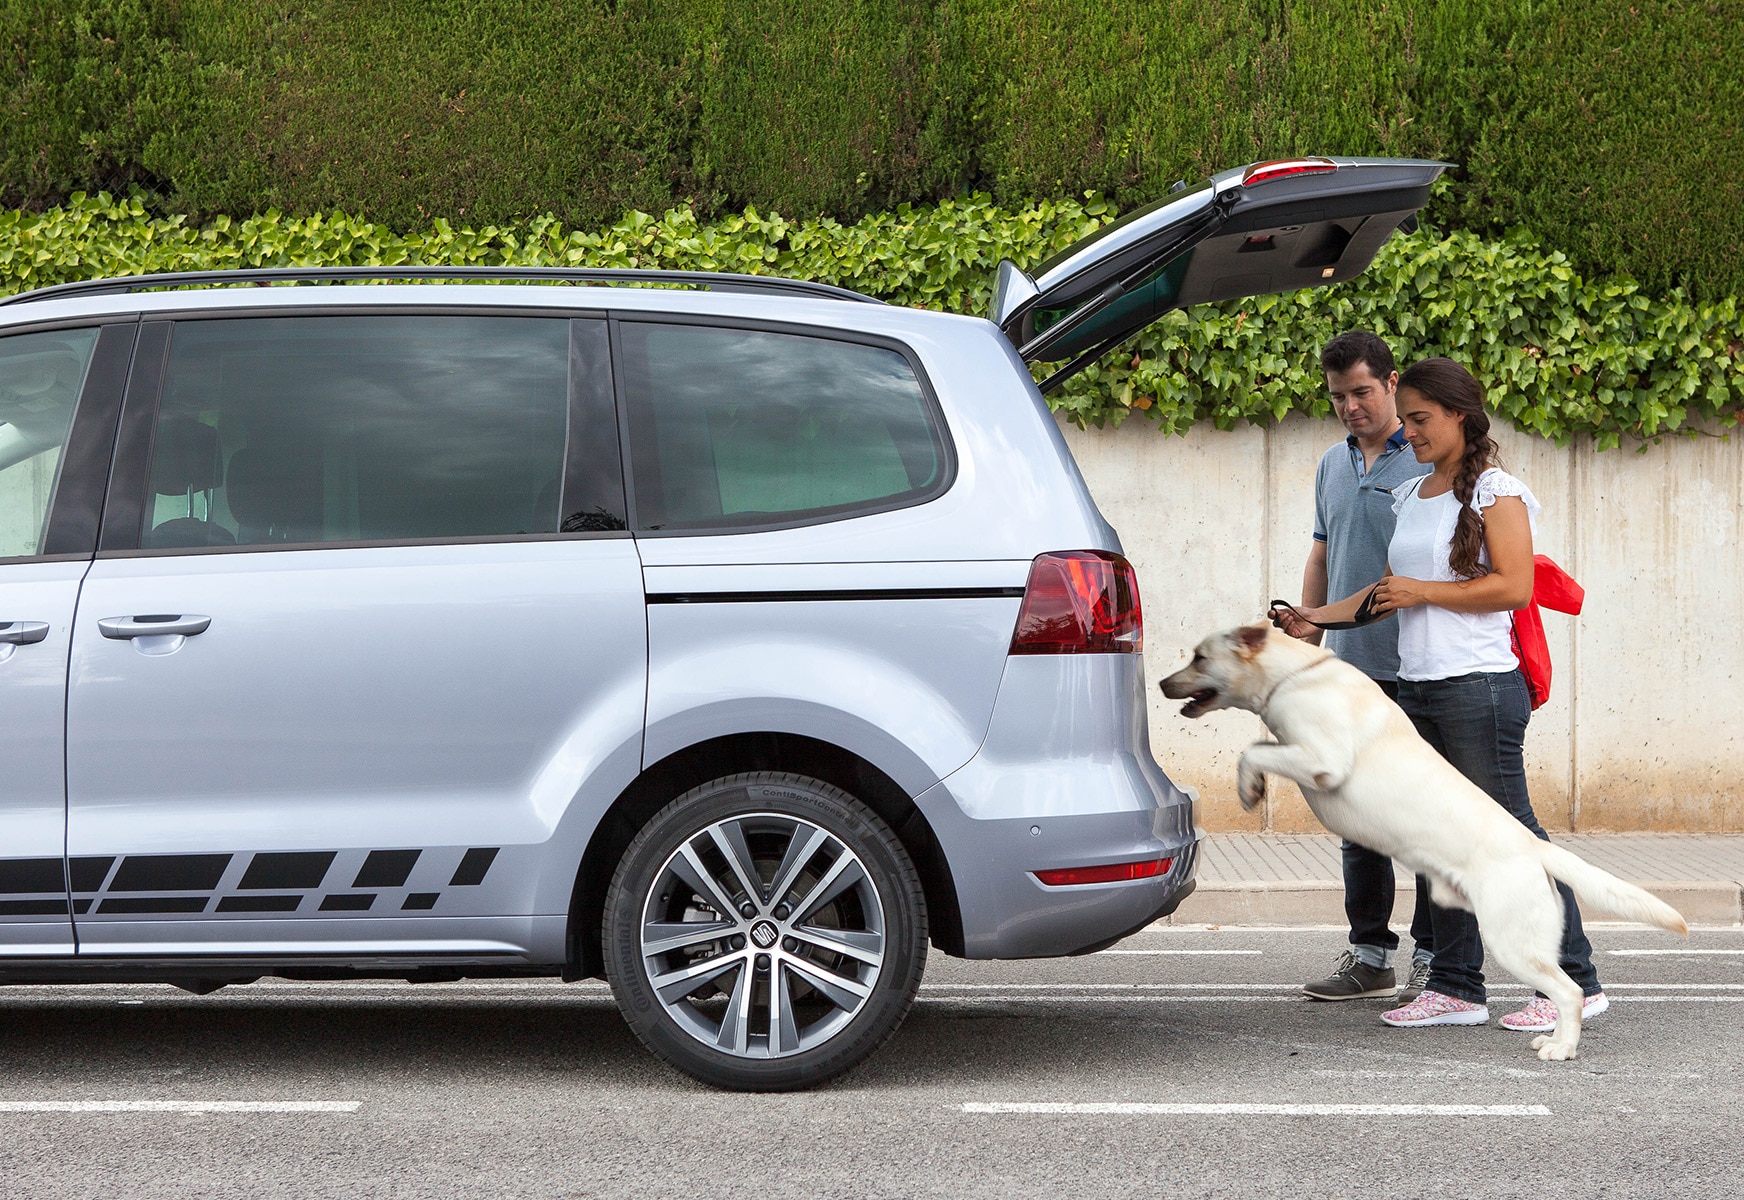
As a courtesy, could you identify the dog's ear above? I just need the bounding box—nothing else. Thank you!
[1234,623,1270,658]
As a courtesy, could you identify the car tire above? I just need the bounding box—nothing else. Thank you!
[603,772,927,1091]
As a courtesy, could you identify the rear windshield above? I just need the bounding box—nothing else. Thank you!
[619,323,950,532]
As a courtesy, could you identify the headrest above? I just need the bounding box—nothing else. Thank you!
[151,418,224,496]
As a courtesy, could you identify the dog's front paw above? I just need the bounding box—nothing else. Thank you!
[1532,1036,1577,1062]
[1237,764,1265,811]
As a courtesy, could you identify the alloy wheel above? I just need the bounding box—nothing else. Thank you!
[638,812,887,1059]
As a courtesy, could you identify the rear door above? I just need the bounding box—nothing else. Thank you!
[64,311,646,960]
[0,321,130,956]
[991,157,1447,388]
[620,317,1021,792]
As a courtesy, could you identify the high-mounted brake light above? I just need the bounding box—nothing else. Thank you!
[1241,157,1338,187]
[1009,550,1143,655]
[1034,857,1174,887]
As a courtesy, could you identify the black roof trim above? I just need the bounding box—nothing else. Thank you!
[0,266,883,308]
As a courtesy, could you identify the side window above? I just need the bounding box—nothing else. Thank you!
[145,316,570,548]
[0,328,100,559]
[619,323,949,531]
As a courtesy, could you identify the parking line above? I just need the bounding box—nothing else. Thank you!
[1609,949,1744,956]
[962,1102,1550,1116]
[1098,950,1263,956]
[922,994,1744,1004]
[920,982,1744,991]
[923,996,1297,1003]
[923,982,1290,990]
[0,1101,359,1113]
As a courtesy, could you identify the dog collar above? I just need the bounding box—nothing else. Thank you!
[1258,653,1339,714]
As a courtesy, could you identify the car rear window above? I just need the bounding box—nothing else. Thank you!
[618,322,949,531]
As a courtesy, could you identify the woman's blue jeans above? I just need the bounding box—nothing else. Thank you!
[1394,669,1602,1005]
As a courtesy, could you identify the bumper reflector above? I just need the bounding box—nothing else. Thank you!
[1033,857,1173,887]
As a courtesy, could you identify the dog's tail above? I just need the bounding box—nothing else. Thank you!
[1536,842,1689,936]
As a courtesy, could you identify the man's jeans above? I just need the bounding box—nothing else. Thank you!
[1394,669,1603,1004]
[1345,679,1434,968]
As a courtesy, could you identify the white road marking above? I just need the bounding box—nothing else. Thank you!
[962,1102,1549,1117]
[923,983,1292,990]
[923,993,1744,1005]
[1098,950,1263,956]
[1611,996,1744,1003]
[919,982,1744,992]
[0,1101,359,1113]
[1609,949,1744,956]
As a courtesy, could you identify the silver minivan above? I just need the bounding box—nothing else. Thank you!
[0,157,1442,1089]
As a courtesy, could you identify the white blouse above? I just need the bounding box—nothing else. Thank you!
[1388,467,1542,682]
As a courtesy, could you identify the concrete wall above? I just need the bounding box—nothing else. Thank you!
[1060,414,1743,834]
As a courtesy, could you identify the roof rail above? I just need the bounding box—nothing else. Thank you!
[0,266,884,308]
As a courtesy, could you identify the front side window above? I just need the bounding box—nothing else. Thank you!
[620,323,948,531]
[0,327,99,559]
[145,316,570,548]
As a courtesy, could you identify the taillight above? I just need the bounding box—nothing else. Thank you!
[1034,857,1173,887]
[1010,550,1143,655]
[1241,157,1338,187]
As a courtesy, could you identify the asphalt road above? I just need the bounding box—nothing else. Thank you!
[2,925,1740,1199]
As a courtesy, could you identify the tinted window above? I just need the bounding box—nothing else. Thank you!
[0,327,99,558]
[145,316,569,548]
[620,323,947,531]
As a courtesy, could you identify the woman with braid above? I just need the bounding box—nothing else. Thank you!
[1275,357,1607,1032]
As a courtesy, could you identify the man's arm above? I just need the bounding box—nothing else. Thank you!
[1299,539,1328,647]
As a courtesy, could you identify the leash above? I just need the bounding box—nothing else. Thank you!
[1268,583,1385,632]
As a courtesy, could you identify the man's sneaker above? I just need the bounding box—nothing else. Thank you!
[1381,989,1490,1027]
[1303,950,1398,1001]
[1399,956,1432,1003]
[1498,992,1609,1032]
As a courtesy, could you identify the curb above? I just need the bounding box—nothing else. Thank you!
[1165,880,1744,928]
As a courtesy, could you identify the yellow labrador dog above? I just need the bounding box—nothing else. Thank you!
[1161,622,1687,1061]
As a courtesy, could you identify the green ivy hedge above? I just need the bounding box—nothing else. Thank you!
[5,0,1741,299]
[4,192,1739,450]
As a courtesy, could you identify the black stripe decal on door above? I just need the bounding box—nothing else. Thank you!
[0,858,67,893]
[109,855,232,892]
[238,852,337,890]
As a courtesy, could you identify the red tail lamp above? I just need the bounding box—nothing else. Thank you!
[1009,550,1143,655]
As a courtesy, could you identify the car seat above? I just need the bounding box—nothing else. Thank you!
[144,418,236,549]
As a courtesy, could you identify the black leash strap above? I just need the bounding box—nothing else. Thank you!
[1268,584,1385,631]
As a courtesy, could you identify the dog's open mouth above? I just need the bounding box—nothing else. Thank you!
[1181,687,1218,717]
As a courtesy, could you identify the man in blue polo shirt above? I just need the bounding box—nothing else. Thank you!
[1300,330,1436,1003]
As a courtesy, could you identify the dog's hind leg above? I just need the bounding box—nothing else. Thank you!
[1425,874,1473,913]
[1471,869,1586,1061]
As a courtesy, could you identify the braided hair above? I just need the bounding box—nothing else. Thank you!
[1397,357,1499,581]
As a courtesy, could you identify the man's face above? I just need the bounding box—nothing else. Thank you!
[1325,361,1399,440]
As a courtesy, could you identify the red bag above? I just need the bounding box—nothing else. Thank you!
[1510,555,1584,709]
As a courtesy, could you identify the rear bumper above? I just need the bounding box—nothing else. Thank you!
[912,654,1199,958]
[913,787,1199,957]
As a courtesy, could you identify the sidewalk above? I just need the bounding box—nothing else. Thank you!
[1171,833,1744,926]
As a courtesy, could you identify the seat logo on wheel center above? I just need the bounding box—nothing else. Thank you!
[750,920,779,948]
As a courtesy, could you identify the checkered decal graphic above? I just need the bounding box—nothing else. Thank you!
[0,848,500,917]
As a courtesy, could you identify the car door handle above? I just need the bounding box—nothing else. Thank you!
[97,614,212,640]
[0,621,50,645]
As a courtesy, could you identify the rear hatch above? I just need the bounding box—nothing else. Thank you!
[992,156,1447,390]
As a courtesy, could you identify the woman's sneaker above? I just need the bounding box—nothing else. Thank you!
[1381,989,1490,1027]
[1498,992,1609,1032]
[1303,950,1397,1001]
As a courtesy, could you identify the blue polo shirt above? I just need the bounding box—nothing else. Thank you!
[1311,426,1431,681]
